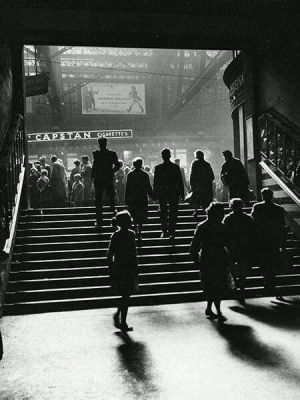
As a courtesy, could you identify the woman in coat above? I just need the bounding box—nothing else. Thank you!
[107,211,138,332]
[125,157,154,240]
[190,202,229,323]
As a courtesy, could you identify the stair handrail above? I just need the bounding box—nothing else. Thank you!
[260,160,300,208]
[258,108,300,186]
[0,114,26,316]
[0,114,25,245]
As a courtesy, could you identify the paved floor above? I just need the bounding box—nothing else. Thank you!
[1,298,300,400]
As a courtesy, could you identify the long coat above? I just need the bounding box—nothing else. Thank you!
[92,149,120,184]
[107,228,138,295]
[251,201,285,257]
[50,161,67,201]
[125,168,154,224]
[153,161,184,200]
[189,159,214,208]
[190,220,229,299]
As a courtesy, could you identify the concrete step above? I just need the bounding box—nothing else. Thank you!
[14,236,193,252]
[7,270,300,293]
[6,280,204,302]
[10,252,192,270]
[4,283,300,316]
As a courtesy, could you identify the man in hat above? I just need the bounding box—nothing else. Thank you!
[153,148,184,239]
[220,150,250,205]
[92,137,121,228]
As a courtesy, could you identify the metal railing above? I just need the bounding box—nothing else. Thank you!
[0,114,26,248]
[258,110,300,187]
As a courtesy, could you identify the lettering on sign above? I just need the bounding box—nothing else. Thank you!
[27,129,134,142]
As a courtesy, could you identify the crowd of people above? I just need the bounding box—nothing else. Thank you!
[110,188,286,331]
[28,138,286,331]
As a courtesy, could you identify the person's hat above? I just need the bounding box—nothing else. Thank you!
[222,150,233,157]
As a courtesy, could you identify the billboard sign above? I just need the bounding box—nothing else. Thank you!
[28,129,133,142]
[81,83,146,115]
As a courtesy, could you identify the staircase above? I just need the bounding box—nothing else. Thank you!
[3,202,300,315]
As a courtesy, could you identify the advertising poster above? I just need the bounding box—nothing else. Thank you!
[81,83,146,115]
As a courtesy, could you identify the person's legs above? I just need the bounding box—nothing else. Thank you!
[205,299,217,318]
[159,199,168,236]
[94,184,104,225]
[237,261,248,304]
[214,299,227,322]
[168,197,179,238]
[113,300,121,328]
[120,295,132,331]
[106,181,116,214]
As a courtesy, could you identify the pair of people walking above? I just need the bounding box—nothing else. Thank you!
[92,139,184,240]
[190,188,286,321]
[107,186,286,330]
[189,149,250,216]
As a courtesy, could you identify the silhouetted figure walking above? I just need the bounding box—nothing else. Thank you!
[125,157,154,241]
[115,160,125,205]
[28,167,40,208]
[81,155,93,205]
[70,159,81,187]
[92,137,121,228]
[189,150,214,217]
[153,148,184,239]
[224,198,256,305]
[107,211,138,332]
[174,158,189,197]
[50,155,67,208]
[37,169,51,208]
[221,150,250,205]
[190,202,229,323]
[251,188,286,294]
[70,173,84,206]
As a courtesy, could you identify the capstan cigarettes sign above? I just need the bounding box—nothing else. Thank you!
[27,129,133,142]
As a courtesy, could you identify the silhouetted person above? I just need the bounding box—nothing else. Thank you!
[92,137,121,228]
[115,160,125,205]
[28,166,40,208]
[224,198,256,305]
[221,150,250,205]
[251,188,286,294]
[70,159,81,187]
[50,155,68,207]
[144,165,154,186]
[107,211,138,332]
[153,148,184,239]
[39,156,51,179]
[189,150,214,217]
[70,173,84,206]
[125,157,154,241]
[81,155,93,205]
[174,158,189,197]
[37,169,51,208]
[190,202,229,323]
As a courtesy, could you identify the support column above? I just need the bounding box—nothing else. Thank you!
[242,51,262,199]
